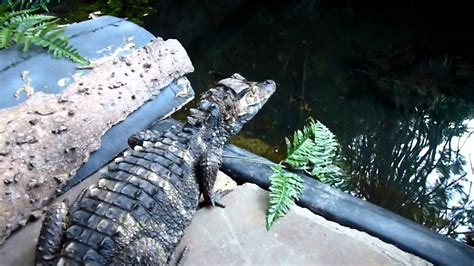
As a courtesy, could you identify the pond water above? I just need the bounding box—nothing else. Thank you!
[58,0,473,243]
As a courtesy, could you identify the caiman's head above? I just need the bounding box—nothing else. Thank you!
[189,73,276,136]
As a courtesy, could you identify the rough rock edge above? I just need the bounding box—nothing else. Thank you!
[0,37,194,244]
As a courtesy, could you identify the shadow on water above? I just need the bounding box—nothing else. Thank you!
[58,0,473,244]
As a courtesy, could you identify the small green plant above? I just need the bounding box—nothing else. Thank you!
[266,118,346,230]
[266,165,303,230]
[6,0,55,11]
[0,0,88,65]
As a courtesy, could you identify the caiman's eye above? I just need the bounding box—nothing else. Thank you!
[250,86,257,94]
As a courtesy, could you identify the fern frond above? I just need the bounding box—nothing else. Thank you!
[8,13,57,30]
[266,165,303,230]
[0,3,87,65]
[7,13,58,46]
[308,120,343,184]
[284,118,319,168]
[0,27,13,48]
[266,118,348,230]
[27,28,88,65]
[3,7,37,18]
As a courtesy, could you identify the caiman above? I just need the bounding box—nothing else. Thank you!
[35,74,276,265]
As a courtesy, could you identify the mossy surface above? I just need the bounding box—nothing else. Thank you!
[230,134,284,163]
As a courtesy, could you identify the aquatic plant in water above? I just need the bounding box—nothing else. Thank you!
[266,118,346,230]
[343,97,474,242]
[0,0,88,65]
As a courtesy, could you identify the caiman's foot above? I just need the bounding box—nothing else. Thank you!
[35,201,70,264]
[128,129,161,148]
[36,188,87,264]
[201,189,233,208]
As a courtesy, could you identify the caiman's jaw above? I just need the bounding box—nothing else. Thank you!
[217,73,276,134]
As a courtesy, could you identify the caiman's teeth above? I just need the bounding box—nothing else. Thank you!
[114,157,124,163]
[142,141,153,148]
[123,150,132,157]
[134,145,144,152]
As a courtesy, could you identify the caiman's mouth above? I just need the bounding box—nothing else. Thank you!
[255,79,276,105]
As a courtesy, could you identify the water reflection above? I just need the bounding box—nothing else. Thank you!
[343,97,473,239]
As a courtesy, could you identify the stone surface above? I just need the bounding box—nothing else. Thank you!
[0,37,194,244]
[174,183,431,265]
[0,168,235,265]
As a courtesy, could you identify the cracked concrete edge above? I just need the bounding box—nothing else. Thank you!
[288,190,430,265]
[176,183,431,266]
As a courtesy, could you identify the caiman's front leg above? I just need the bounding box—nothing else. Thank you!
[35,189,87,264]
[127,129,162,148]
[35,201,69,264]
[199,150,232,208]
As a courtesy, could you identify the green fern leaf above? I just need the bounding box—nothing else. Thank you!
[28,31,88,65]
[284,118,319,168]
[266,117,349,230]
[8,13,56,31]
[22,34,32,51]
[266,165,303,230]
[0,27,13,48]
[1,5,88,65]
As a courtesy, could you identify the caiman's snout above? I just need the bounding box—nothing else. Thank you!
[215,73,276,134]
[256,79,276,104]
[217,73,276,113]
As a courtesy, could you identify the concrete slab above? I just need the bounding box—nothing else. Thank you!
[175,183,431,265]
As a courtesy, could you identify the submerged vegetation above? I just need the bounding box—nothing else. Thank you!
[343,96,474,241]
[0,0,88,64]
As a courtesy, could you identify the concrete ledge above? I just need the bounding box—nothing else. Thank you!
[175,183,430,265]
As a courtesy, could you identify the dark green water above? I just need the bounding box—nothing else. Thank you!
[58,0,473,244]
